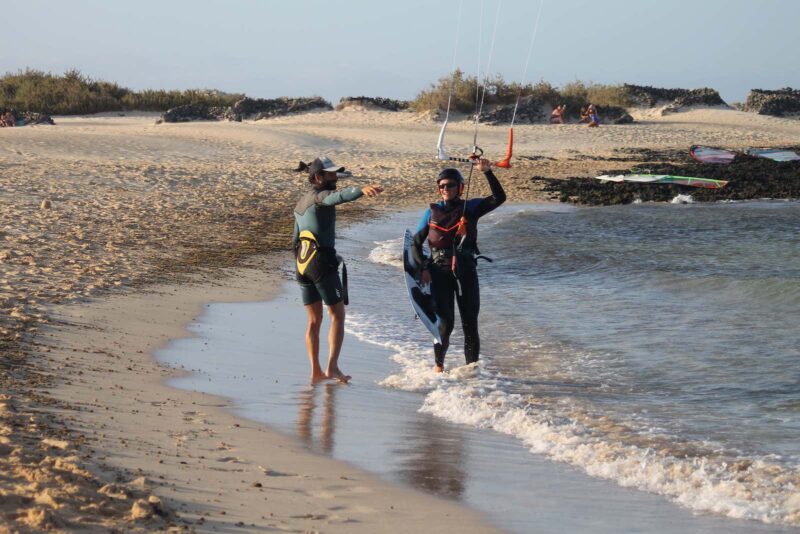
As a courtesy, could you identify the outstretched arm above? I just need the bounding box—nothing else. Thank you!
[317,184,384,206]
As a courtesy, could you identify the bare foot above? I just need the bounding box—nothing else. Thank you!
[326,368,351,383]
[434,365,444,374]
[311,371,327,384]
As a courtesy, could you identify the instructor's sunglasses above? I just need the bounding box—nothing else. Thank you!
[438,182,459,190]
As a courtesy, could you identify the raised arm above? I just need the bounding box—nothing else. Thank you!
[472,168,506,219]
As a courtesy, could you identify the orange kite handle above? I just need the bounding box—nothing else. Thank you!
[494,127,513,169]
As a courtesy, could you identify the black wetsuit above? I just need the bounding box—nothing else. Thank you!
[411,170,506,367]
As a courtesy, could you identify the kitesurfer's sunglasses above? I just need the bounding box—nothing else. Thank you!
[438,182,459,190]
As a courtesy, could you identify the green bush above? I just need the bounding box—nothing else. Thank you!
[410,71,632,116]
[0,68,242,115]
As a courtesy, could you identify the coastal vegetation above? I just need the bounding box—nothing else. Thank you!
[409,69,633,116]
[0,69,242,115]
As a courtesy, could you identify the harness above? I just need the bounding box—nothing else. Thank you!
[295,230,349,305]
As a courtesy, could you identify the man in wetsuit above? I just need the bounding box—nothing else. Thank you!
[293,156,383,383]
[412,158,506,373]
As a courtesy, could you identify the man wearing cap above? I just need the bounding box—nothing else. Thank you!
[293,156,383,383]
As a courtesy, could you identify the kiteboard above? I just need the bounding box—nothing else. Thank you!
[403,229,442,345]
[596,174,728,189]
[690,145,736,164]
[745,148,800,162]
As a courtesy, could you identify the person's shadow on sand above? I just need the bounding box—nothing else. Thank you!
[296,383,337,454]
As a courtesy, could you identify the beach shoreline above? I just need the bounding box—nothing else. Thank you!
[2,110,800,531]
[30,257,501,532]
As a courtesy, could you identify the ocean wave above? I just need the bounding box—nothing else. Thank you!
[392,356,800,525]
[350,309,800,526]
[366,236,404,268]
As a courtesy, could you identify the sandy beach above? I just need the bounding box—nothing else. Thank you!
[2,108,800,531]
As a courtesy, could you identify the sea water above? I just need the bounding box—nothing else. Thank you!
[341,200,800,527]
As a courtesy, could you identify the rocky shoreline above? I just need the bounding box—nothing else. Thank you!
[539,146,800,205]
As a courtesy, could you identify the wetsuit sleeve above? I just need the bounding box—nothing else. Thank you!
[471,169,506,219]
[411,209,431,272]
[315,186,364,206]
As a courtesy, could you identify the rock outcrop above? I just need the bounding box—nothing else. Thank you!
[336,97,410,111]
[744,88,800,116]
[481,96,545,125]
[540,147,800,205]
[624,84,728,114]
[158,96,332,123]
[231,96,332,120]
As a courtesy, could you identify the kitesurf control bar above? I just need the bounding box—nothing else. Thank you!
[446,147,484,164]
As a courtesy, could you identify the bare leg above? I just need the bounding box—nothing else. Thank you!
[304,301,327,383]
[324,301,350,382]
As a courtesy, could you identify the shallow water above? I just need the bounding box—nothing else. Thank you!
[159,200,800,531]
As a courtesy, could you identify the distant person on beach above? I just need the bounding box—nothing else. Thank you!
[1,111,15,127]
[293,156,383,383]
[411,158,506,373]
[578,106,590,123]
[587,104,600,127]
[550,105,565,124]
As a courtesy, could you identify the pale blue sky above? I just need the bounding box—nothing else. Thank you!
[3,0,798,104]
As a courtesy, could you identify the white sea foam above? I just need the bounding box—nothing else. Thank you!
[671,194,694,204]
[411,364,800,525]
[349,220,800,527]
[366,236,404,268]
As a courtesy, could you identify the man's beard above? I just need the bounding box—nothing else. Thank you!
[324,180,338,191]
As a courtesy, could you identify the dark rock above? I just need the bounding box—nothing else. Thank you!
[744,88,800,116]
[232,96,332,120]
[613,113,634,124]
[540,147,800,205]
[160,103,230,123]
[159,96,332,123]
[624,84,728,113]
[595,106,633,124]
[336,97,410,111]
[482,96,545,125]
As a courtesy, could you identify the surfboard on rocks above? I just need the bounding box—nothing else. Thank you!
[690,145,737,164]
[745,148,800,162]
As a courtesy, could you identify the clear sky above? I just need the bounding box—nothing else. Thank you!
[3,0,798,104]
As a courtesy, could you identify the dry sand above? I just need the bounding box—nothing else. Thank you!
[2,107,800,532]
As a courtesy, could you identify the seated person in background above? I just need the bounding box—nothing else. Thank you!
[1,111,16,127]
[579,106,590,123]
[550,104,565,124]
[587,104,600,128]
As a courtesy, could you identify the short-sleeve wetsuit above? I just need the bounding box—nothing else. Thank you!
[293,184,363,305]
[411,169,506,367]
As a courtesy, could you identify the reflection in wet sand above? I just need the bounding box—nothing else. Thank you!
[296,383,337,454]
[394,419,467,500]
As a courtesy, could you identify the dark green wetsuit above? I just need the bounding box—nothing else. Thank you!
[293,184,363,305]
